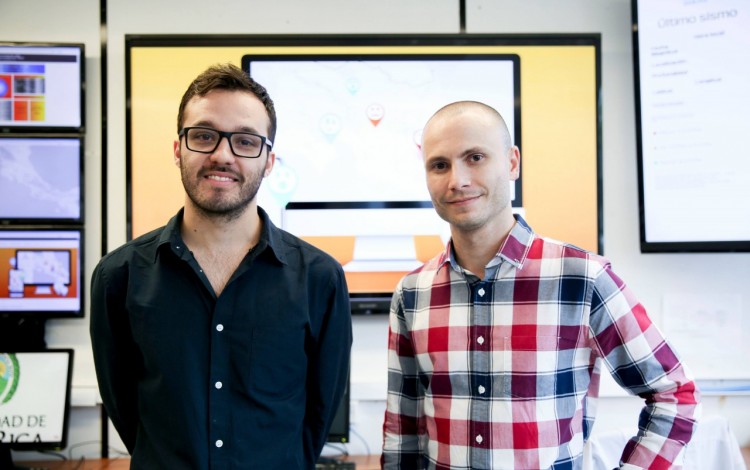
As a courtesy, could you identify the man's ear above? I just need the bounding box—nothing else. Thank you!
[173,140,181,168]
[264,151,276,178]
[509,146,521,180]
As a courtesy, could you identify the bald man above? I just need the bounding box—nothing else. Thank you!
[382,101,700,469]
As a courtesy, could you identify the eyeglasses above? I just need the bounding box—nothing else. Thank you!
[179,127,273,159]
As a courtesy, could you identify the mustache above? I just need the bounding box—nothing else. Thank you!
[199,165,241,180]
[442,191,482,203]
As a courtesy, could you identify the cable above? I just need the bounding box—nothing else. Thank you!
[322,442,348,457]
[72,455,85,470]
[66,440,101,460]
[38,450,66,461]
[349,426,371,456]
[64,439,130,461]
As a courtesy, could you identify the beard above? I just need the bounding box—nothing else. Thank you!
[180,154,266,222]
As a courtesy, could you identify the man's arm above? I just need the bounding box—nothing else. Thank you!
[89,261,140,453]
[303,264,353,463]
[589,263,701,469]
[382,288,422,469]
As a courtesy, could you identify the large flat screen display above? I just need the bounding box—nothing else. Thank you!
[0,135,83,224]
[0,43,84,132]
[633,0,750,251]
[0,229,83,317]
[0,350,73,452]
[127,35,601,312]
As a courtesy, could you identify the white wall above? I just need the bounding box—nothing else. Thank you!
[2,0,748,462]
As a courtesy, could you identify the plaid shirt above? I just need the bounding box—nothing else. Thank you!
[382,216,700,470]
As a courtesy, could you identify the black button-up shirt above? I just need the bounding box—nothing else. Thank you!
[90,208,352,469]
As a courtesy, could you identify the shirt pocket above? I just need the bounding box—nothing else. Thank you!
[504,335,578,400]
[248,326,307,399]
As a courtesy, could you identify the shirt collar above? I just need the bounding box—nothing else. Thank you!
[441,213,535,273]
[155,207,287,265]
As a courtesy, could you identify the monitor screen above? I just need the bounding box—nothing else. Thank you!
[0,229,83,317]
[0,349,73,451]
[244,55,521,309]
[0,135,83,224]
[632,0,750,251]
[0,43,84,132]
[326,378,350,444]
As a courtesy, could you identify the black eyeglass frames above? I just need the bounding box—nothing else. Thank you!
[179,127,273,158]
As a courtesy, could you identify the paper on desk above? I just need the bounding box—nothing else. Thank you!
[661,292,747,380]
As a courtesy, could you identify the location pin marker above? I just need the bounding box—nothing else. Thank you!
[346,77,360,95]
[366,103,385,127]
[319,113,342,143]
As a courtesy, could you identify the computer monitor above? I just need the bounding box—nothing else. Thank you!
[0,42,85,132]
[0,135,84,224]
[244,54,521,313]
[0,349,74,469]
[632,0,750,252]
[0,228,83,318]
[326,377,350,444]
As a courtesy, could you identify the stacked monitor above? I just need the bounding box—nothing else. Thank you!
[0,43,83,464]
[0,350,74,468]
[0,42,85,321]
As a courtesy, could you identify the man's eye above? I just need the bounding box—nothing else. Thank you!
[431,162,447,171]
[469,153,484,162]
[194,133,215,142]
[235,136,261,148]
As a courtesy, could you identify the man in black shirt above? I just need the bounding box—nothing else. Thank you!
[90,63,352,469]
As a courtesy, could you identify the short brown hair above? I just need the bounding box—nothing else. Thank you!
[176,63,277,145]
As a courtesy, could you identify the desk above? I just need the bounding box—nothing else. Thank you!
[22,455,381,470]
[21,450,750,469]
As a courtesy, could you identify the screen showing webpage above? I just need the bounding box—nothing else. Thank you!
[637,0,750,243]
[0,45,83,129]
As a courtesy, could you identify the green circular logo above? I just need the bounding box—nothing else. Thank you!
[0,353,20,405]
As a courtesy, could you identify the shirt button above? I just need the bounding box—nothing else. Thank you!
[216,324,224,332]
[477,336,485,345]
[478,288,485,297]
[478,385,485,394]
[215,381,223,389]
[476,434,483,444]
[215,440,223,448]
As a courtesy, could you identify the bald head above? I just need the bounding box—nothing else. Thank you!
[423,101,512,152]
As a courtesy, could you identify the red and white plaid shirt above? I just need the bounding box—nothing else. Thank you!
[382,216,700,469]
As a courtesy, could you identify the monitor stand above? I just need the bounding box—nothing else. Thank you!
[343,235,422,272]
[0,447,10,469]
[0,444,55,470]
[0,446,44,470]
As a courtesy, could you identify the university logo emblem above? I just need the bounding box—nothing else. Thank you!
[0,353,20,404]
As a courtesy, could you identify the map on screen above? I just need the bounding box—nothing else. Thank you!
[0,137,81,221]
[248,57,520,211]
